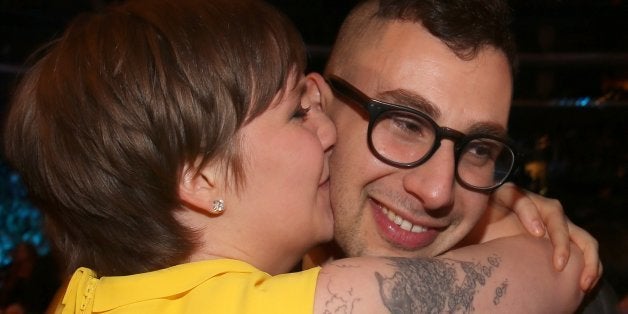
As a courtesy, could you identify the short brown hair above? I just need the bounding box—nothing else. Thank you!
[3,0,306,276]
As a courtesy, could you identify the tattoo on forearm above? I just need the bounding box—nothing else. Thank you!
[375,255,505,313]
[321,264,362,314]
[493,280,508,305]
[322,283,360,314]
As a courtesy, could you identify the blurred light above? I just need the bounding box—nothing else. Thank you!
[553,96,596,107]
[0,161,49,266]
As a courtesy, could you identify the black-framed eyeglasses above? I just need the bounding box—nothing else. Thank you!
[326,74,517,192]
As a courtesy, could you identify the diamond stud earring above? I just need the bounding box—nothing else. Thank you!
[210,199,225,214]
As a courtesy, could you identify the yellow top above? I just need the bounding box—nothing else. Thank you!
[53,259,320,313]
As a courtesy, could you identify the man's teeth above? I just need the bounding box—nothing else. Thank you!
[381,207,427,233]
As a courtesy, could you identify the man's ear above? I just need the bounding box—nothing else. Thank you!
[178,163,220,212]
[304,72,334,113]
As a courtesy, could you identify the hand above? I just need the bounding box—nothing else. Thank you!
[491,182,603,291]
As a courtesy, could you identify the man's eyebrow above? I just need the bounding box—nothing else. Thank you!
[375,88,508,138]
[376,89,442,119]
[467,122,508,138]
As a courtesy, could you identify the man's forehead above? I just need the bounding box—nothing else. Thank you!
[333,78,510,138]
[373,87,509,137]
[340,23,512,130]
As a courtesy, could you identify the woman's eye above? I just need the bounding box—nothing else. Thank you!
[292,103,311,119]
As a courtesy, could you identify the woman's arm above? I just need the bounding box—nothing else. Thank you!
[314,235,584,313]
[477,183,601,291]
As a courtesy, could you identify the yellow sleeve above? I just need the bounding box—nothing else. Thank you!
[51,260,321,314]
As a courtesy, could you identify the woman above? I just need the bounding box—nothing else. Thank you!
[3,0,587,312]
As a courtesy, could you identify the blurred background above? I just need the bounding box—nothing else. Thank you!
[0,0,626,312]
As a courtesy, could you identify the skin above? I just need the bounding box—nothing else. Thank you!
[325,21,513,259]
[6,0,597,311]
[313,233,584,313]
[293,23,585,309]
[314,13,603,291]
[177,73,337,275]
[172,39,584,313]
[175,69,584,313]
[174,12,594,314]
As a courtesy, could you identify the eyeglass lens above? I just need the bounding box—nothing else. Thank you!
[371,110,514,189]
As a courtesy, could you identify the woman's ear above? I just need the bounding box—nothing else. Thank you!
[303,72,334,113]
[178,163,222,214]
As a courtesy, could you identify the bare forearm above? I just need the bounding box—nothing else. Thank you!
[442,235,584,312]
[314,236,584,313]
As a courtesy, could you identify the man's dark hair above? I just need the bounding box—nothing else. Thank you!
[327,0,517,73]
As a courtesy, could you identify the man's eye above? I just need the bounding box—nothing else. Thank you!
[391,117,426,135]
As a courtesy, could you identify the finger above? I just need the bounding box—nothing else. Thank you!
[595,261,604,288]
[519,190,571,269]
[568,222,601,291]
[588,260,604,292]
[549,228,570,271]
[494,183,545,237]
[532,196,570,271]
[579,246,600,291]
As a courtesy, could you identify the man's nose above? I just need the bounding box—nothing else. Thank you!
[401,141,455,210]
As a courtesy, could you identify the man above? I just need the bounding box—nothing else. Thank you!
[303,0,602,308]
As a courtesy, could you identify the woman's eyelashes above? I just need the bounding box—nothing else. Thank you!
[292,102,311,119]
